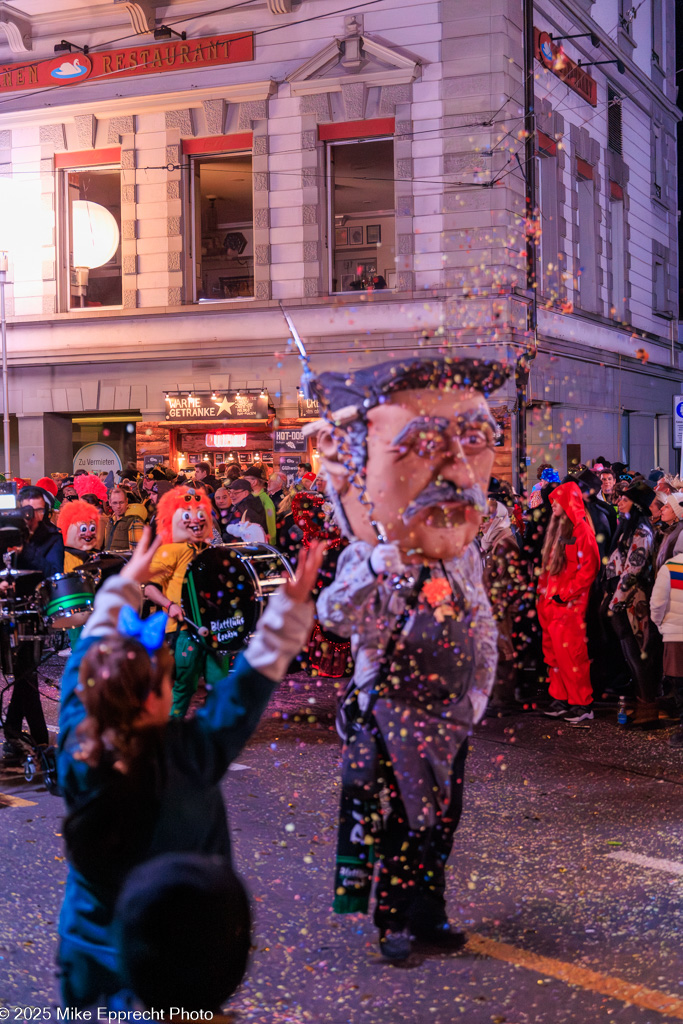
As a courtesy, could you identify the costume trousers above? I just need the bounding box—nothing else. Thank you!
[373,742,467,933]
[169,630,232,718]
[610,610,658,703]
[538,596,593,706]
[4,640,49,746]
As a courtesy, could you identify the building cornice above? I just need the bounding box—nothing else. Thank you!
[0,79,277,128]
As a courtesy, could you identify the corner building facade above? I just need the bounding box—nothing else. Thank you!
[0,0,679,481]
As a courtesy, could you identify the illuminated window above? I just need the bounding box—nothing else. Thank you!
[61,164,122,310]
[191,152,254,301]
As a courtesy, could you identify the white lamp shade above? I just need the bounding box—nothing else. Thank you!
[72,200,120,269]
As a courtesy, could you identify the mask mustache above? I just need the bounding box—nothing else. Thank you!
[401,481,487,524]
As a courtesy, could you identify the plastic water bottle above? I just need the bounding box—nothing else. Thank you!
[617,695,628,726]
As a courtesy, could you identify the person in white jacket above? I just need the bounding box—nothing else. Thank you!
[649,556,683,747]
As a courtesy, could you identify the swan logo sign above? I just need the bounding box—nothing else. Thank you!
[49,54,92,82]
[0,32,253,93]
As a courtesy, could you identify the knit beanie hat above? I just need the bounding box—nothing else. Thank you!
[664,492,683,521]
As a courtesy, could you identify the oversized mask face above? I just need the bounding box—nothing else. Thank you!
[66,518,99,551]
[171,495,212,543]
[318,387,497,561]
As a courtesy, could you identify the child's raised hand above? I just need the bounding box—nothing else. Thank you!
[284,541,326,603]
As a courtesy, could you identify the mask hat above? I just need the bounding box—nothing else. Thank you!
[115,852,251,1013]
[155,486,214,545]
[578,468,602,497]
[228,478,252,496]
[308,355,510,541]
[57,499,100,544]
[624,480,656,513]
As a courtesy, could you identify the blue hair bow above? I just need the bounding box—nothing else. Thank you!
[118,606,168,653]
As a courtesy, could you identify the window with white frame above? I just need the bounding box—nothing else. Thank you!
[61,164,122,310]
[535,150,560,300]
[191,151,254,301]
[651,0,664,66]
[576,169,598,312]
[653,124,665,201]
[609,194,626,321]
[326,137,395,293]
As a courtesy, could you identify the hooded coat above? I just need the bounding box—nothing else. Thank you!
[537,483,600,707]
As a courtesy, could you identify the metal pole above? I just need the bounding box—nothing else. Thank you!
[515,0,538,494]
[0,251,9,478]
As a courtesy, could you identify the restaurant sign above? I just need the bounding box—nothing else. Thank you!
[165,391,268,422]
[0,32,253,94]
[534,29,597,107]
[297,393,320,418]
[273,428,307,453]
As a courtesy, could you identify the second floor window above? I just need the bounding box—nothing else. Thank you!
[192,151,254,301]
[326,137,395,293]
[62,165,122,310]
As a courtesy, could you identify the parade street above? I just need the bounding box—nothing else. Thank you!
[1,661,682,1024]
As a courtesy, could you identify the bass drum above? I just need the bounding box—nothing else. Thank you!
[182,544,294,653]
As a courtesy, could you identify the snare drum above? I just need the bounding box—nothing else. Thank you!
[37,571,97,629]
[182,543,294,653]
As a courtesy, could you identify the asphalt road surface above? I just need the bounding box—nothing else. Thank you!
[0,656,682,1024]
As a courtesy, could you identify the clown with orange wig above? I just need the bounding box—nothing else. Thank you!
[58,499,101,574]
[144,486,224,717]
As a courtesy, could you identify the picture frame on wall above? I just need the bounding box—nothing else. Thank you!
[348,226,364,246]
[335,227,348,246]
[386,270,397,289]
[366,224,381,244]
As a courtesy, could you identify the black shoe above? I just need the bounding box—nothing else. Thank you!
[669,726,683,748]
[379,927,413,962]
[2,740,24,763]
[544,699,569,717]
[413,922,467,951]
[565,705,594,725]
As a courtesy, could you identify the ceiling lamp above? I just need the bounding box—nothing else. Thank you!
[71,200,120,307]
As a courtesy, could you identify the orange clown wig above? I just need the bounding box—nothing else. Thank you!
[57,499,100,542]
[73,473,108,503]
[156,486,214,544]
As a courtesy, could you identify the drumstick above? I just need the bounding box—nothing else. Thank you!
[180,613,210,639]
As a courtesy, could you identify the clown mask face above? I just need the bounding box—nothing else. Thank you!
[172,495,212,543]
[67,518,99,551]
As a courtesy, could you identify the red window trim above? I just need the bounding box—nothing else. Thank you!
[54,147,121,168]
[318,117,395,141]
[576,157,593,180]
[536,130,557,156]
[182,133,253,155]
[610,180,624,201]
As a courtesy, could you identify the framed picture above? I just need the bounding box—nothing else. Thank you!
[386,270,397,289]
[335,227,348,246]
[348,226,364,246]
[366,224,381,244]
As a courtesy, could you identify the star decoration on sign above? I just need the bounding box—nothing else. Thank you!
[214,396,235,415]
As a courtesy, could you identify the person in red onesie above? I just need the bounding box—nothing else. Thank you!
[538,480,600,725]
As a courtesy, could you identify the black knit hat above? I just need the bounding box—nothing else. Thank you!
[115,853,251,1012]
[310,356,510,414]
[624,480,656,513]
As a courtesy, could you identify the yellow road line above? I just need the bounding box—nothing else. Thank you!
[467,933,683,1020]
[0,792,37,807]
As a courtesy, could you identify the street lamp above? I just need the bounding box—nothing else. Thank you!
[71,200,120,308]
[0,251,10,477]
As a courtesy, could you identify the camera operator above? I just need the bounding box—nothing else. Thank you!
[2,486,64,759]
